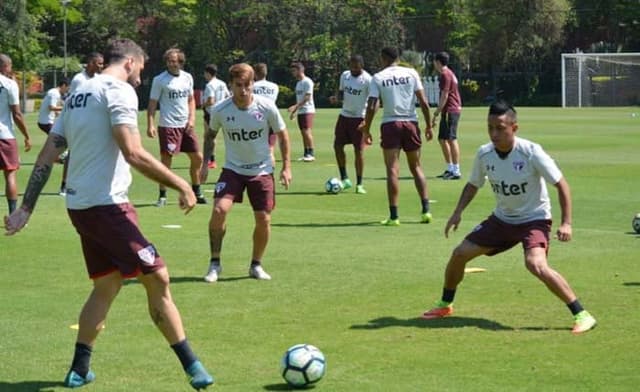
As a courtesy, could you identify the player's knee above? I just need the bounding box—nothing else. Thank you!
[525,258,547,277]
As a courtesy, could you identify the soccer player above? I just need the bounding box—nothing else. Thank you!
[287,62,315,162]
[69,52,104,93]
[4,39,215,389]
[359,47,433,226]
[37,79,69,133]
[252,62,279,166]
[0,54,31,214]
[329,55,371,194]
[432,51,463,180]
[204,63,292,283]
[201,63,230,173]
[147,48,206,206]
[421,101,597,335]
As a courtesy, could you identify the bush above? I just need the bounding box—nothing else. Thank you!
[277,85,295,108]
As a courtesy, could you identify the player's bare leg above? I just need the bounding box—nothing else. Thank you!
[205,197,233,282]
[249,211,272,280]
[334,144,352,189]
[187,151,206,204]
[524,247,577,303]
[449,139,460,167]
[438,139,452,169]
[4,170,18,213]
[381,148,401,225]
[405,149,432,222]
[156,152,173,206]
[200,128,215,183]
[301,128,315,161]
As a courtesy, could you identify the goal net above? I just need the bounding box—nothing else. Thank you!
[561,53,640,107]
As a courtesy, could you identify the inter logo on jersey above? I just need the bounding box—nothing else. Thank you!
[168,89,189,99]
[381,75,411,87]
[490,181,529,196]
[344,86,363,96]
[226,128,264,141]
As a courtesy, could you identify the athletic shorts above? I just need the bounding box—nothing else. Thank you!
[0,138,19,171]
[214,168,275,212]
[38,123,53,134]
[438,112,461,140]
[158,126,199,155]
[334,115,365,149]
[297,113,314,130]
[380,121,421,152]
[466,214,552,256]
[268,128,277,147]
[67,203,166,279]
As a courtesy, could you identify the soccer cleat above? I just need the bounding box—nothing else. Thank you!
[420,212,433,224]
[421,301,454,319]
[207,160,216,169]
[59,187,67,197]
[196,195,208,204]
[204,263,222,283]
[380,218,400,226]
[64,369,96,388]
[185,360,214,390]
[437,170,452,178]
[249,264,272,280]
[355,184,367,194]
[444,172,461,180]
[156,197,167,207]
[302,154,315,162]
[342,178,353,190]
[572,310,597,335]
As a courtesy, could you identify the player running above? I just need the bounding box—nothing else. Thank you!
[147,48,206,206]
[329,55,371,194]
[288,62,315,162]
[4,39,214,388]
[421,101,597,335]
[204,63,292,283]
[252,62,279,166]
[359,47,434,226]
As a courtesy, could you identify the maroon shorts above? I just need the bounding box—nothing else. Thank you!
[466,214,552,256]
[158,126,199,155]
[38,123,53,134]
[67,203,166,279]
[214,169,275,212]
[268,129,277,147]
[297,113,314,130]
[0,138,19,171]
[334,115,365,150]
[380,121,421,152]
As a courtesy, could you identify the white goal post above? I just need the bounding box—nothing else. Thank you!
[561,53,640,107]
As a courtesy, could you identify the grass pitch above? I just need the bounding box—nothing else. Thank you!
[1,106,639,391]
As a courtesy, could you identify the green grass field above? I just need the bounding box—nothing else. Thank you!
[1,107,639,391]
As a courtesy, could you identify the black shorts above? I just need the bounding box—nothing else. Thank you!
[438,112,461,140]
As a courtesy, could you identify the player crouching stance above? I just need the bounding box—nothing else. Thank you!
[421,101,596,335]
[204,63,292,283]
[4,39,214,388]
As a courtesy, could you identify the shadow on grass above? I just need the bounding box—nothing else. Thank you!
[625,231,639,236]
[264,383,317,391]
[623,282,640,286]
[276,191,334,196]
[0,380,64,391]
[272,221,378,228]
[122,275,253,285]
[350,316,514,331]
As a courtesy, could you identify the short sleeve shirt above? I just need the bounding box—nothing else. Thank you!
[38,88,62,125]
[0,74,19,139]
[69,71,91,94]
[339,70,371,118]
[369,65,423,123]
[295,76,315,114]
[439,67,462,113]
[210,95,286,176]
[52,74,138,210]
[468,137,563,224]
[253,80,279,103]
[202,77,230,108]
[149,70,194,127]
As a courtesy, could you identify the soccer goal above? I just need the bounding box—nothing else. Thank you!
[561,53,640,107]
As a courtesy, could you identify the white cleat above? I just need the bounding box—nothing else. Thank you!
[204,263,222,283]
[302,155,315,162]
[155,197,167,207]
[249,265,271,280]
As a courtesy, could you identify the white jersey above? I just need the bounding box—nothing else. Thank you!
[468,137,563,224]
[69,70,92,93]
[202,77,230,108]
[253,79,279,103]
[369,65,423,123]
[149,70,194,127]
[52,74,138,210]
[294,76,315,114]
[38,87,62,125]
[0,74,19,140]
[339,70,371,118]
[210,95,286,176]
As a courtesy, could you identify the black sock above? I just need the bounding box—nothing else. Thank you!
[303,148,309,156]
[210,257,220,266]
[192,184,201,196]
[61,181,66,190]
[210,155,215,162]
[159,189,167,199]
[171,339,198,370]
[421,198,430,214]
[339,167,347,180]
[8,199,17,214]
[442,288,456,303]
[71,342,92,378]
[567,299,584,316]
[389,206,398,220]
[308,148,314,156]
[251,259,261,267]
[356,176,363,186]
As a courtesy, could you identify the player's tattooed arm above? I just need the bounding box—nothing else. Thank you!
[22,134,67,212]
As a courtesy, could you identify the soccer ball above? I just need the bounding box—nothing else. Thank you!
[325,177,343,194]
[280,344,326,388]
[633,213,640,234]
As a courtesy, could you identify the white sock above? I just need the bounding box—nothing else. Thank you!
[447,163,454,172]
[453,164,461,175]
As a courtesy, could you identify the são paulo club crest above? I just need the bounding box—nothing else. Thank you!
[137,245,157,265]
[253,111,264,121]
[512,161,525,172]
